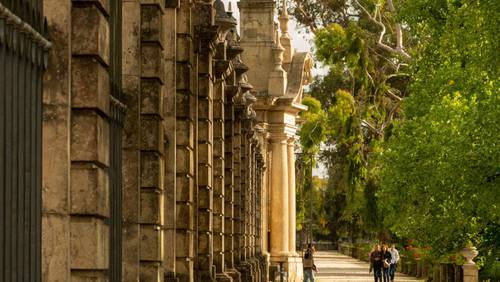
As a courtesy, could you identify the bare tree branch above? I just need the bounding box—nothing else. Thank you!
[354,0,411,61]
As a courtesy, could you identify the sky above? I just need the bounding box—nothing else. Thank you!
[222,0,329,177]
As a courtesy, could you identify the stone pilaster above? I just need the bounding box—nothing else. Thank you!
[139,2,166,280]
[194,1,217,279]
[164,0,179,279]
[175,0,196,279]
[224,85,242,282]
[122,0,142,280]
[42,1,72,280]
[69,1,111,279]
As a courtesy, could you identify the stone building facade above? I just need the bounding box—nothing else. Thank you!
[1,0,311,281]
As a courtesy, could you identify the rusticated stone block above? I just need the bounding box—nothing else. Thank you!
[71,270,107,282]
[71,57,109,114]
[141,79,163,115]
[122,223,140,281]
[70,217,109,269]
[141,44,164,81]
[42,214,70,281]
[140,226,163,261]
[71,5,109,64]
[198,98,213,119]
[175,232,194,258]
[176,118,194,147]
[141,4,164,44]
[176,146,194,174]
[71,111,109,166]
[122,149,140,222]
[176,62,191,90]
[122,0,141,76]
[175,203,193,229]
[141,115,164,152]
[72,0,110,15]
[140,151,163,189]
[198,186,213,211]
[176,36,191,62]
[140,189,163,224]
[176,174,193,202]
[176,93,191,119]
[197,163,212,187]
[140,262,163,282]
[197,231,211,253]
[198,120,213,144]
[122,76,141,149]
[70,164,109,217]
[198,75,213,96]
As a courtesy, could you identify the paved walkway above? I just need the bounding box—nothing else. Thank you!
[312,251,424,282]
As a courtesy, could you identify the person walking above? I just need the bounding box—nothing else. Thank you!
[370,244,383,282]
[388,244,400,281]
[303,243,317,282]
[381,245,392,282]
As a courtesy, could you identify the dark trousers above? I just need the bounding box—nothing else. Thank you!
[389,263,397,281]
[383,267,390,282]
[373,267,382,282]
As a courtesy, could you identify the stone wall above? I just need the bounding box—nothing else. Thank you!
[40,0,310,281]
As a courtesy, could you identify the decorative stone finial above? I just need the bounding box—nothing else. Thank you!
[272,30,285,72]
[279,0,290,39]
[461,246,479,265]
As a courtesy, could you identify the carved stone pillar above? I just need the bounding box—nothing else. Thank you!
[193,0,219,279]
[175,0,196,279]
[287,139,297,254]
[269,136,289,261]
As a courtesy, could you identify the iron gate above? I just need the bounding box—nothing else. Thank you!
[0,0,49,281]
[108,0,124,280]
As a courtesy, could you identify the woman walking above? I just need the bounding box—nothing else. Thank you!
[381,245,392,282]
[370,244,383,282]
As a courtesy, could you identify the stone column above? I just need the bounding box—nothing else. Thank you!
[139,2,166,279]
[195,4,217,278]
[175,0,196,278]
[287,139,297,254]
[224,86,242,282]
[122,0,142,280]
[269,136,289,261]
[69,1,112,280]
[164,0,179,279]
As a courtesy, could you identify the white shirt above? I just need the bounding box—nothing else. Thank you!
[389,248,400,264]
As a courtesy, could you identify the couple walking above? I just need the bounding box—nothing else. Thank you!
[370,244,400,282]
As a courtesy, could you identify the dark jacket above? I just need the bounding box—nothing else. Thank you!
[371,250,383,269]
[382,251,392,267]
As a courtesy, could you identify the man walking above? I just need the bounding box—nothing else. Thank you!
[388,244,400,281]
[303,243,317,282]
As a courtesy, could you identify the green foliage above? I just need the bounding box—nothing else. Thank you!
[377,0,500,276]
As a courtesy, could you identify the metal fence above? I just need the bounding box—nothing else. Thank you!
[0,0,49,281]
[108,0,124,280]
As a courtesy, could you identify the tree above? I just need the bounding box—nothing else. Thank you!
[377,0,500,275]
[292,0,413,241]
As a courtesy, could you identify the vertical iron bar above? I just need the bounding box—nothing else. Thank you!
[0,15,6,282]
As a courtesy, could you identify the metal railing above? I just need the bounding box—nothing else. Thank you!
[0,0,49,281]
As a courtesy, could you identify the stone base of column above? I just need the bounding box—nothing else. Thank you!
[269,253,303,282]
[226,268,242,282]
[199,271,217,282]
[216,272,234,282]
[462,264,479,282]
[237,261,255,282]
[257,253,270,282]
[248,258,261,282]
